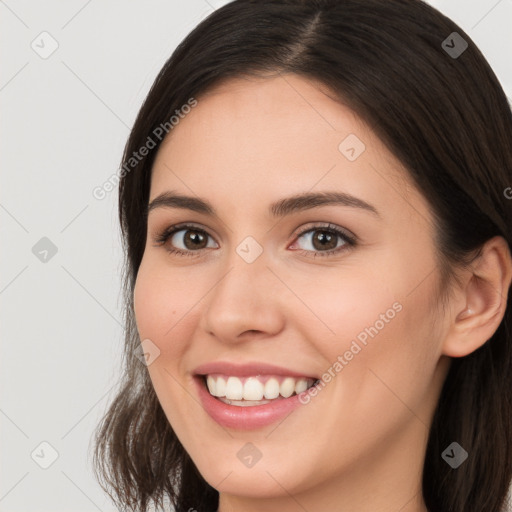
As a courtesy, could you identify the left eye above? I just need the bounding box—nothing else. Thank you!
[290,224,356,257]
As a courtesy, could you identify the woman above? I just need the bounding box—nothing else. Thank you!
[92,1,512,511]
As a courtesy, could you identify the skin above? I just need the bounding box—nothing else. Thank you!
[133,73,512,512]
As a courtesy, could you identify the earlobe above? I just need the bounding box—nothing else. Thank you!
[442,236,512,358]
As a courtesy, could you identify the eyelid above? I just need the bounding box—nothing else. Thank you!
[153,221,218,242]
[292,222,356,243]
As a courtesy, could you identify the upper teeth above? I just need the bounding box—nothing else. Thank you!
[206,375,316,400]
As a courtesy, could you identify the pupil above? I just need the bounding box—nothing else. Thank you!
[186,231,205,249]
[315,231,335,250]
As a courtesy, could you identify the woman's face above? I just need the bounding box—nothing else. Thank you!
[134,74,452,508]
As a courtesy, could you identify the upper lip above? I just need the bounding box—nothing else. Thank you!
[193,361,318,379]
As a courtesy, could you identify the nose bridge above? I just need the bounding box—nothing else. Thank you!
[212,237,270,311]
[200,236,283,340]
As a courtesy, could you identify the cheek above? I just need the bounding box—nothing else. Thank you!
[133,262,188,361]
[133,262,200,428]
[294,266,403,348]
[341,284,441,426]
[133,270,168,390]
[302,263,440,404]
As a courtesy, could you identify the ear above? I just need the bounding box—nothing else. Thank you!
[442,236,512,358]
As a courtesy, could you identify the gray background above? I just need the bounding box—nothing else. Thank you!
[1,1,511,511]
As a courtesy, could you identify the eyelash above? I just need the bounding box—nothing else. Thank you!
[153,222,357,259]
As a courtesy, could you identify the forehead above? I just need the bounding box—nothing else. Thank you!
[159,73,370,157]
[150,73,428,223]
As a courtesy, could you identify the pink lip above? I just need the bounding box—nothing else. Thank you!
[193,361,317,379]
[193,375,316,430]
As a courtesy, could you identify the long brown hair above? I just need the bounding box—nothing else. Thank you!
[91,1,512,510]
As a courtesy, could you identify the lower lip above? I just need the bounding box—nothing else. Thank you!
[194,376,315,430]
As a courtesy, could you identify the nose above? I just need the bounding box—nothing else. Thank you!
[199,248,285,344]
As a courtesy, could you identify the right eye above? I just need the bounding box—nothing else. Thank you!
[154,223,219,257]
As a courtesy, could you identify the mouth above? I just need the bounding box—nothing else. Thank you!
[192,361,324,429]
[198,373,320,407]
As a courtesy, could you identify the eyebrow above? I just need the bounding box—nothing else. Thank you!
[147,190,380,218]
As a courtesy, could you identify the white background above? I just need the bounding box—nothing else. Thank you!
[1,0,511,510]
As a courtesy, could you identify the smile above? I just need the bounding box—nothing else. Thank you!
[205,374,318,405]
[192,361,322,429]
